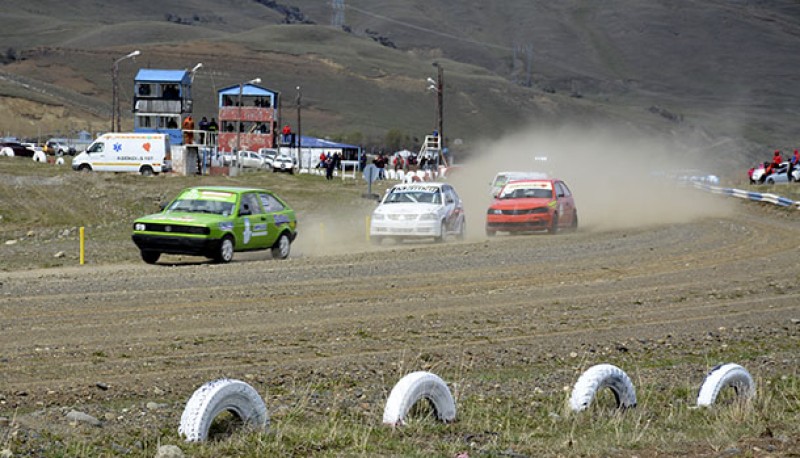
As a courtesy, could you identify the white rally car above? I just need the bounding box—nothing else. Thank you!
[370,182,466,244]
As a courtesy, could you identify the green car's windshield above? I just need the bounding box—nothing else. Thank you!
[167,199,234,216]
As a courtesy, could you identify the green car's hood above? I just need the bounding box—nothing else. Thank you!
[134,211,231,226]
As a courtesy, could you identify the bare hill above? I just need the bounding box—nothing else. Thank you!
[1,0,798,172]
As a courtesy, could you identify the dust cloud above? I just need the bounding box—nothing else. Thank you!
[448,123,735,236]
[292,123,736,258]
[292,203,379,257]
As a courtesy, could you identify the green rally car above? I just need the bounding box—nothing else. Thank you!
[132,186,298,264]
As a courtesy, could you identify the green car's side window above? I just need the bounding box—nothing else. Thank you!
[239,193,263,216]
[259,193,285,213]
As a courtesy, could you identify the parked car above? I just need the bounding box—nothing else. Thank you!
[0,141,35,157]
[369,182,466,244]
[485,178,578,236]
[132,186,298,264]
[258,148,278,168]
[671,169,720,186]
[272,153,295,174]
[489,171,548,197]
[238,150,266,169]
[43,140,76,156]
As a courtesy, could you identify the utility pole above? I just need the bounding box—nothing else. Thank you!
[435,63,444,150]
[296,86,302,170]
[111,50,140,133]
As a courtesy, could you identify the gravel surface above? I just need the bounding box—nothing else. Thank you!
[1,202,799,454]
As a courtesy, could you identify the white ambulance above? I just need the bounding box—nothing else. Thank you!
[72,133,172,176]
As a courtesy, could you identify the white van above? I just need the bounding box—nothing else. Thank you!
[72,133,171,176]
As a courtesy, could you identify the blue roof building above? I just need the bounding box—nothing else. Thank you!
[133,69,194,145]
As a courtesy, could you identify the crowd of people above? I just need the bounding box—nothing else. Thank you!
[181,115,219,145]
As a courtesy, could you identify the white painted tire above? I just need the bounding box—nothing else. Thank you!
[33,151,46,163]
[569,364,637,412]
[696,363,755,407]
[2,147,13,157]
[382,371,456,426]
[55,157,65,166]
[178,378,269,442]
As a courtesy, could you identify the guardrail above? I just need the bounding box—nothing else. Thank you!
[693,182,799,209]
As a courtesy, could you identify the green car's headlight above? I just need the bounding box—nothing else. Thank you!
[134,223,146,231]
[219,222,234,231]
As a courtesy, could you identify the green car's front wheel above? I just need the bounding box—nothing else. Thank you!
[213,236,235,263]
[140,250,160,264]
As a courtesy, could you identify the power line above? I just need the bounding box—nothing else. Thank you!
[345,4,512,51]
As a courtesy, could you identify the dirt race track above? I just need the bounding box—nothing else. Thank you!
[1,200,799,453]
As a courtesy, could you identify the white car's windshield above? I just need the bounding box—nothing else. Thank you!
[385,191,441,204]
[168,199,234,216]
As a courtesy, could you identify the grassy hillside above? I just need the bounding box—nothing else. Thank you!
[1,0,798,171]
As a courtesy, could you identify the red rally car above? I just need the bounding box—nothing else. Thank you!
[485,179,578,236]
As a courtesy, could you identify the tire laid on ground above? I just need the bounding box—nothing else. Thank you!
[213,236,235,263]
[179,378,269,442]
[55,157,65,166]
[696,363,755,407]
[382,371,456,426]
[548,214,559,235]
[271,233,291,259]
[140,250,160,264]
[569,364,637,412]
[33,151,46,163]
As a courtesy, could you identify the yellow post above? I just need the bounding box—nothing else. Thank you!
[365,216,370,243]
[79,226,85,265]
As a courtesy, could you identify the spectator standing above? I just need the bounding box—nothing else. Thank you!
[374,153,387,180]
[198,117,209,144]
[334,152,342,172]
[282,125,292,145]
[325,154,335,180]
[766,149,782,177]
[182,115,194,144]
[788,149,800,180]
[208,118,218,145]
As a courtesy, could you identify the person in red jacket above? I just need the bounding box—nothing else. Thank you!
[765,149,782,177]
[282,125,292,145]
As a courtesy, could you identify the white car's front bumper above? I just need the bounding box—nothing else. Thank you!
[370,216,441,237]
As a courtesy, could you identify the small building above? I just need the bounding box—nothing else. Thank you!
[133,69,193,146]
[217,84,278,153]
